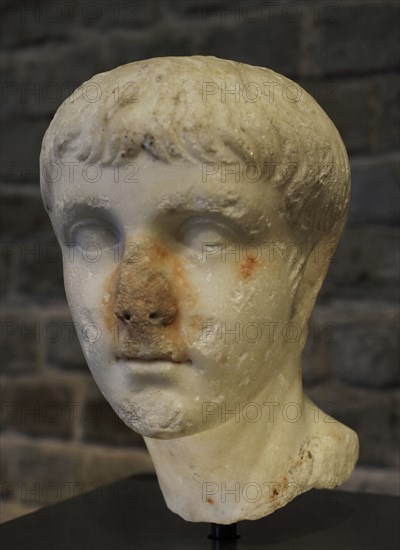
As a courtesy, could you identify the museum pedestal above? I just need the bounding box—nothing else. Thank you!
[1,473,399,549]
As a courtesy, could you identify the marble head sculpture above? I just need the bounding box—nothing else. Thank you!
[40,56,358,523]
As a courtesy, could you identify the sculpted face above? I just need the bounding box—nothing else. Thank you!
[41,57,359,524]
[50,151,307,439]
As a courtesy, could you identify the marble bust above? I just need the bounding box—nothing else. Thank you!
[40,56,358,524]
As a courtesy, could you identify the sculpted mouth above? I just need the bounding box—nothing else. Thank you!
[115,354,192,364]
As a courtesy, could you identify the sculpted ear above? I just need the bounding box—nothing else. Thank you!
[291,233,337,327]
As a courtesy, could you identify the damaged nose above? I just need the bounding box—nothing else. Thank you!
[105,238,193,362]
[114,269,178,327]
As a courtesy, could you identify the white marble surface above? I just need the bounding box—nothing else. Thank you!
[40,56,359,523]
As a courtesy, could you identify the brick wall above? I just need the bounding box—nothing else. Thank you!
[1,0,399,523]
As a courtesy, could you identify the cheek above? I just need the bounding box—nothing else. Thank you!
[238,252,261,280]
[102,267,119,334]
[62,261,102,320]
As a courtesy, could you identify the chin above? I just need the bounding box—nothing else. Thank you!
[127,419,201,440]
[112,395,205,439]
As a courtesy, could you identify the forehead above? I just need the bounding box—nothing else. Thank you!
[49,152,283,235]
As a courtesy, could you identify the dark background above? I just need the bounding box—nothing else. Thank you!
[1,0,399,523]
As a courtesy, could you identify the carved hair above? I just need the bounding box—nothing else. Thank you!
[40,56,350,241]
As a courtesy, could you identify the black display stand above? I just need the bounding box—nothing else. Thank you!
[1,473,399,549]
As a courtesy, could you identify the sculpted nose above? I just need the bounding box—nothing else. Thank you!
[114,268,178,327]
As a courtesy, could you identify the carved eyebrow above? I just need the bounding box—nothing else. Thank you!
[157,194,243,213]
[157,196,267,236]
[61,198,112,214]
[57,200,116,239]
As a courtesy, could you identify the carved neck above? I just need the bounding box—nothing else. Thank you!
[144,356,359,523]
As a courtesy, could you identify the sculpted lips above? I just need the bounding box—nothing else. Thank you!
[116,353,192,364]
[115,355,193,380]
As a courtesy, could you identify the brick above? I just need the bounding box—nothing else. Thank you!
[1,38,114,120]
[0,1,76,48]
[303,300,396,389]
[374,73,400,153]
[164,0,231,17]
[2,437,83,505]
[328,304,399,389]
[0,51,61,120]
[166,0,301,29]
[15,235,65,301]
[0,0,158,51]
[142,32,194,60]
[106,29,193,70]
[318,2,400,75]
[80,445,154,489]
[301,78,373,153]
[82,379,145,447]
[312,299,399,327]
[348,154,400,225]
[327,225,399,293]
[0,117,51,184]
[0,190,65,303]
[302,319,331,386]
[0,186,49,238]
[0,439,11,496]
[307,381,399,467]
[199,17,300,76]
[45,312,88,371]
[0,251,13,298]
[0,240,13,298]
[0,310,41,375]
[80,0,160,29]
[1,376,78,438]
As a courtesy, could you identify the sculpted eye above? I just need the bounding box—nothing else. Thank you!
[68,219,120,253]
[177,217,237,253]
